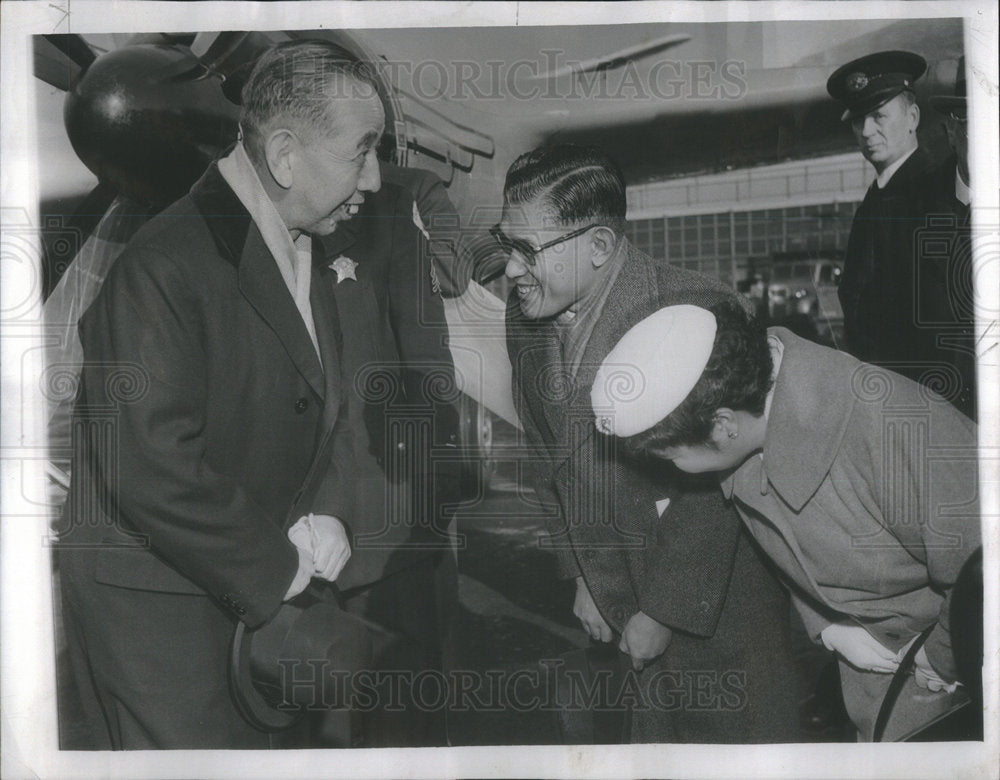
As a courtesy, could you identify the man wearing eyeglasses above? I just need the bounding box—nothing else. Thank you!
[498,144,802,743]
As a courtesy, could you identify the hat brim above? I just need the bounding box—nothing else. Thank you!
[230,617,303,732]
[840,87,907,121]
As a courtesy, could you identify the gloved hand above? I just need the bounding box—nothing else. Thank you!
[573,576,613,642]
[619,611,672,672]
[283,543,314,601]
[893,639,960,693]
[821,623,899,673]
[286,513,351,586]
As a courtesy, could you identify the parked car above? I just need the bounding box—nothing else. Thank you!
[766,258,843,342]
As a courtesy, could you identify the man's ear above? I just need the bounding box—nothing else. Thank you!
[264,128,297,190]
[710,408,738,446]
[909,102,921,133]
[590,226,619,268]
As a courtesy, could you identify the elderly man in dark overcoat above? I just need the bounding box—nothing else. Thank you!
[56,40,385,749]
[499,144,802,742]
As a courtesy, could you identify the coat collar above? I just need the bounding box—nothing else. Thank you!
[517,240,714,467]
[722,328,856,510]
[189,163,328,400]
[576,241,659,392]
[869,146,933,196]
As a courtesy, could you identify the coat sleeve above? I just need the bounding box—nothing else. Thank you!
[631,470,741,637]
[78,246,297,628]
[865,398,980,681]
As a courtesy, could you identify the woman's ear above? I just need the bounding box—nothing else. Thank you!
[710,408,739,446]
[264,128,297,190]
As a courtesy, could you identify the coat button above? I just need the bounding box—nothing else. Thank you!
[294,397,309,414]
[235,605,247,616]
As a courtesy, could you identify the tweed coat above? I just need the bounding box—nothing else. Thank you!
[506,240,802,742]
[57,163,355,747]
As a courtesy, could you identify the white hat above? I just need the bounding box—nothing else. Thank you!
[591,305,717,437]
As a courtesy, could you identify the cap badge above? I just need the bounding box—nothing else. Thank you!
[847,72,869,92]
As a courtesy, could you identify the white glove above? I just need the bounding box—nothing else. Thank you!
[286,513,351,583]
[893,640,961,693]
[821,623,899,673]
[283,543,313,601]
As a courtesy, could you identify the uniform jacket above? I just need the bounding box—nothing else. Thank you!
[380,162,471,298]
[722,327,980,681]
[318,179,460,591]
[59,162,354,630]
[840,148,976,419]
[506,240,802,742]
[839,151,935,358]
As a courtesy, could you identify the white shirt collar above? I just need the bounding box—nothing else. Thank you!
[874,146,917,189]
[217,143,322,363]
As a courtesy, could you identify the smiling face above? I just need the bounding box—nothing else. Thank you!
[500,199,604,320]
[286,89,385,237]
[851,93,919,173]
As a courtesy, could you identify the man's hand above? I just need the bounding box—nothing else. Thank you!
[286,513,352,585]
[573,576,613,642]
[305,514,351,580]
[821,623,898,673]
[619,611,672,671]
[892,640,960,693]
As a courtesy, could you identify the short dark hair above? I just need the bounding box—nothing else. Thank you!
[503,144,627,234]
[620,300,773,457]
[240,39,380,165]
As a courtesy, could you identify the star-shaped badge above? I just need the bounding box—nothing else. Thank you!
[329,256,358,283]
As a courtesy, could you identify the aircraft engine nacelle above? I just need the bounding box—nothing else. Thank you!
[64,43,239,208]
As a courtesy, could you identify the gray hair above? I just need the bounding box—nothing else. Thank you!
[240,39,380,165]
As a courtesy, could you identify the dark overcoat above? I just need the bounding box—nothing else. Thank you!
[506,241,802,743]
[57,163,354,748]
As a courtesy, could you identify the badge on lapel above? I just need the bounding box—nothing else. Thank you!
[329,256,358,284]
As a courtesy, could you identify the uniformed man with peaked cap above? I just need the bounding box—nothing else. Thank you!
[828,51,957,404]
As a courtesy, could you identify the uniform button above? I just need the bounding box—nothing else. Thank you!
[700,601,711,613]
[235,605,247,616]
[294,397,309,414]
[396,441,407,452]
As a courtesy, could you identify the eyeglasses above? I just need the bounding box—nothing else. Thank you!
[489,223,601,266]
